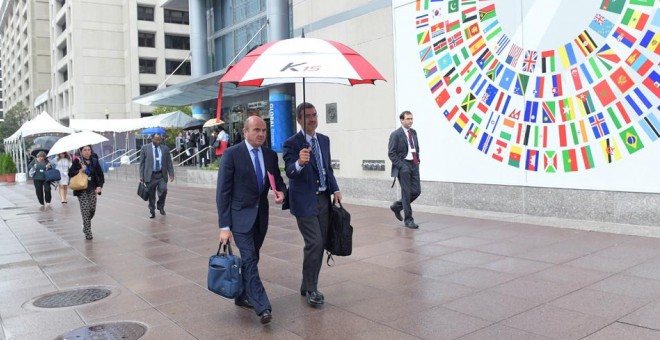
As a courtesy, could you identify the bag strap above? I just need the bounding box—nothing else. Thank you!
[217,241,234,256]
[326,250,335,267]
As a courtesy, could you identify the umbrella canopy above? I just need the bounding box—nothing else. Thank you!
[141,127,166,135]
[47,131,109,157]
[32,136,63,150]
[182,119,206,131]
[203,118,225,128]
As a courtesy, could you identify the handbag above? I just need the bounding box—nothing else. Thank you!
[45,169,61,182]
[207,241,243,299]
[137,182,149,201]
[69,170,88,191]
[325,198,353,266]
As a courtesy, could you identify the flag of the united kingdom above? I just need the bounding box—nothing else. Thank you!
[522,50,537,73]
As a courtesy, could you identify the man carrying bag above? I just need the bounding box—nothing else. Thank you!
[208,241,242,299]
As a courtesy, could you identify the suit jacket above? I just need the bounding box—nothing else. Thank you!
[388,127,420,178]
[283,131,339,217]
[139,143,174,182]
[216,141,286,233]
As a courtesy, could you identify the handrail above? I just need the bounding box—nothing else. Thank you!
[178,146,210,166]
[99,149,126,161]
[172,147,192,163]
[111,149,140,164]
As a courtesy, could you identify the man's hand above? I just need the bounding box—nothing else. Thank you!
[169,176,174,182]
[274,190,285,204]
[334,192,343,203]
[219,229,232,245]
[140,177,144,182]
[298,147,311,166]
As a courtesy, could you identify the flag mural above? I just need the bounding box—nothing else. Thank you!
[414,1,659,174]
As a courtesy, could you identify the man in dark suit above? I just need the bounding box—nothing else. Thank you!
[139,133,175,218]
[283,102,342,306]
[388,111,421,229]
[217,116,286,325]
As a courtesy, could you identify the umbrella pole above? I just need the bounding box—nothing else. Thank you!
[302,77,307,143]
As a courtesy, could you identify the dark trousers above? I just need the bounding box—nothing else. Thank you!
[147,172,167,212]
[33,180,51,205]
[233,209,271,315]
[295,193,330,292]
[393,161,421,222]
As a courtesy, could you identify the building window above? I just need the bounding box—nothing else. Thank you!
[59,46,67,58]
[140,85,157,95]
[60,69,68,82]
[164,35,190,50]
[138,32,155,47]
[164,9,189,25]
[141,112,153,117]
[139,59,156,74]
[165,60,191,75]
[137,5,154,21]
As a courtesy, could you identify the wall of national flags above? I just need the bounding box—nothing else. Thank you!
[394,0,660,193]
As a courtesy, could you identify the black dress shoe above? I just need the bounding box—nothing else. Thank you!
[404,220,419,229]
[390,204,403,221]
[159,208,166,215]
[234,299,254,310]
[149,211,155,219]
[307,291,324,306]
[260,310,272,325]
[300,288,306,296]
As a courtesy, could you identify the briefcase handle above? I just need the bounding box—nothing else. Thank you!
[331,197,343,209]
[216,241,234,256]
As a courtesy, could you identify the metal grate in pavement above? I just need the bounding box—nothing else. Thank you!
[55,322,147,340]
[32,288,111,308]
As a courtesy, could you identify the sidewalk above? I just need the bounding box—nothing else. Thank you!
[1,179,660,339]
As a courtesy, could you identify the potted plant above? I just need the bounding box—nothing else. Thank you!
[0,154,6,183]
[1,154,17,183]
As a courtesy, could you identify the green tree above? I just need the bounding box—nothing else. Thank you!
[0,103,30,153]
[150,106,192,148]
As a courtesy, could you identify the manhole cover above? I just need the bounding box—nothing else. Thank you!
[33,288,111,308]
[55,322,147,340]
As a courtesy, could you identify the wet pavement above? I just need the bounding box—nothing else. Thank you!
[1,178,660,339]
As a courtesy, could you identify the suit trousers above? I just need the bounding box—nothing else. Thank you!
[232,209,271,316]
[147,172,168,212]
[295,192,330,292]
[393,161,421,222]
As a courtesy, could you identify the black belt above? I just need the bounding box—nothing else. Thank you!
[153,170,162,174]
[315,189,328,195]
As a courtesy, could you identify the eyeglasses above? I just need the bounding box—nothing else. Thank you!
[304,112,318,118]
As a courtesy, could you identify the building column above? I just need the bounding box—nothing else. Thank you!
[189,0,209,120]
[267,0,293,150]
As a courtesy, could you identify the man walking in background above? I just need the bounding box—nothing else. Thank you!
[388,110,421,229]
[139,133,174,218]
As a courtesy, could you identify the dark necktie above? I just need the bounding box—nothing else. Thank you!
[310,137,326,190]
[407,130,419,166]
[154,146,161,172]
[252,149,263,192]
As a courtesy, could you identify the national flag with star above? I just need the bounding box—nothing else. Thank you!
[491,139,508,162]
[430,22,446,39]
[544,151,558,173]
[600,0,625,14]
[593,80,616,106]
[626,49,653,76]
[443,105,459,121]
[610,66,634,93]
[612,26,637,48]
[625,88,653,115]
[448,0,459,13]
[448,31,465,49]
[453,112,469,133]
[551,74,563,97]
[423,61,439,78]
[642,70,660,98]
[562,149,578,172]
[576,91,596,115]
[590,14,615,38]
[522,50,538,72]
[419,46,433,62]
[541,101,556,124]
[498,67,515,91]
[639,111,660,141]
[482,84,498,107]
[513,73,530,96]
[477,131,493,153]
[476,48,494,69]
[443,66,458,85]
[621,8,650,31]
[640,30,660,55]
[619,125,645,154]
[575,30,598,56]
[495,34,510,55]
[505,43,523,67]
[570,67,584,91]
[464,122,480,144]
[541,50,555,73]
[479,3,496,22]
[508,145,522,168]
[436,89,451,108]
[525,149,539,171]
[588,112,610,138]
[524,101,539,123]
[580,145,595,170]
[418,31,430,45]
[600,137,622,163]
[464,22,480,39]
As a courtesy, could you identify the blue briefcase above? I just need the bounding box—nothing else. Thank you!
[207,241,243,299]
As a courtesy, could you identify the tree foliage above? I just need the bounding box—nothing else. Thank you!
[0,103,30,152]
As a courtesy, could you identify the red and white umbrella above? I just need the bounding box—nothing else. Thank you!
[216,37,385,123]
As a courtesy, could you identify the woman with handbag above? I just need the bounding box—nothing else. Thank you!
[55,152,72,204]
[28,151,52,207]
[68,145,104,240]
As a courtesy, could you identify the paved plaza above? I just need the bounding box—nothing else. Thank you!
[1,178,660,339]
